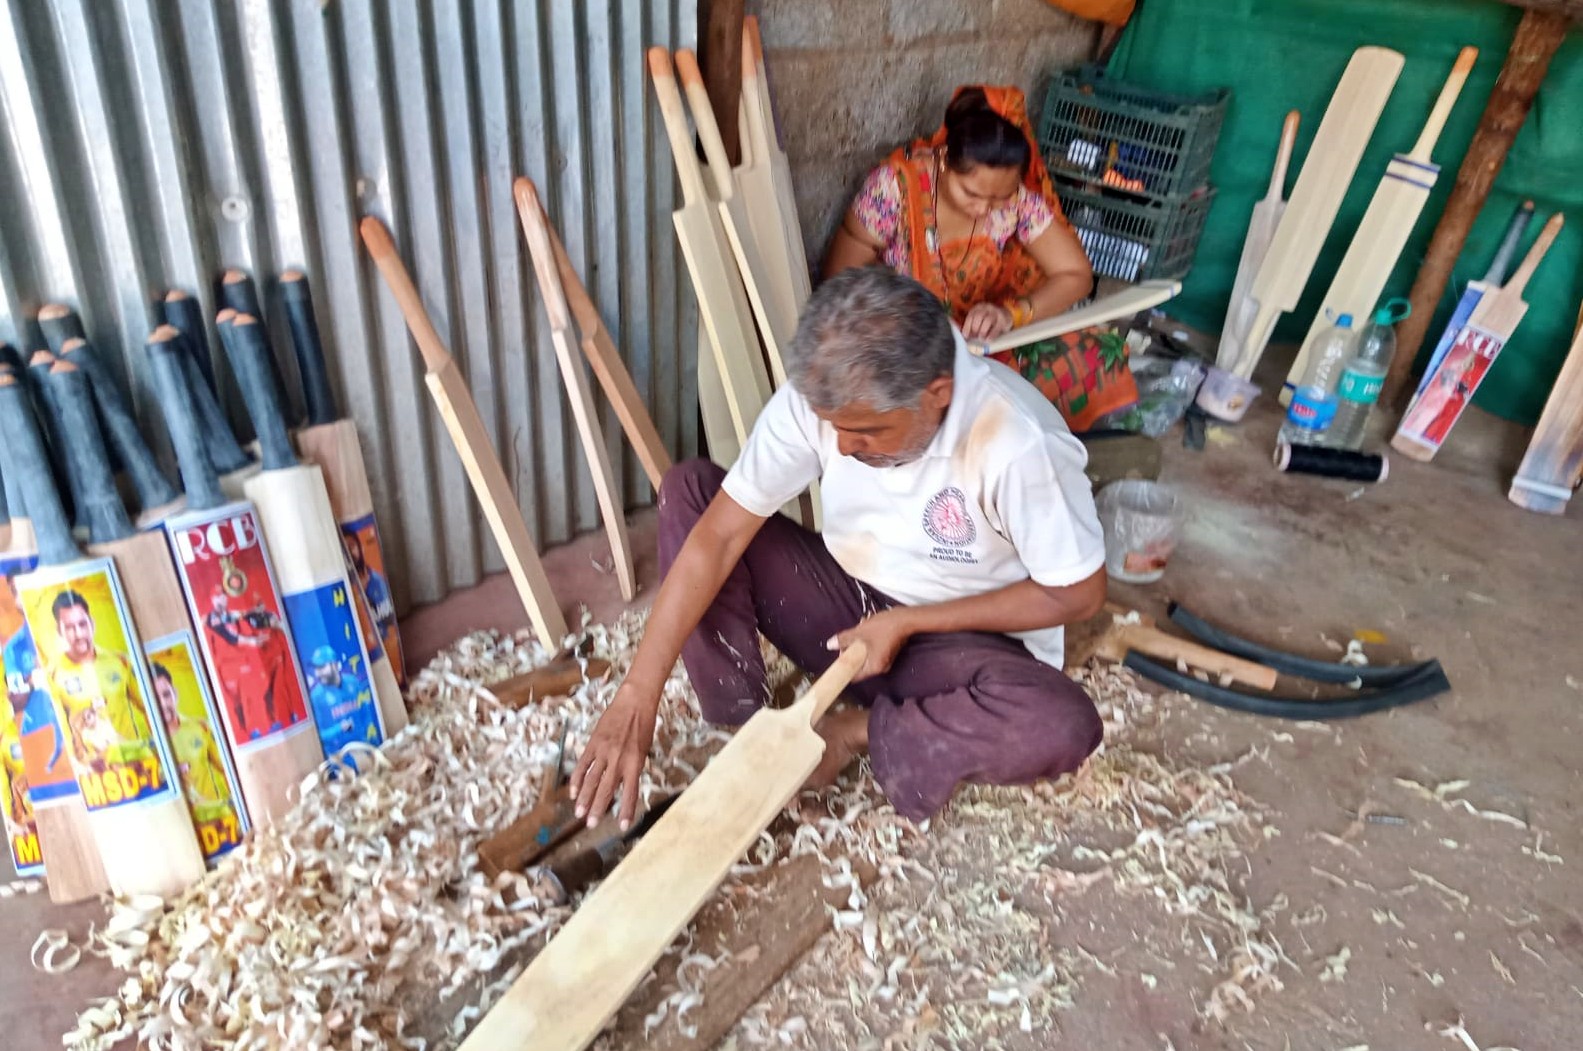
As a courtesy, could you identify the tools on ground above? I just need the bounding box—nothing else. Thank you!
[515,180,638,603]
[1508,305,1583,514]
[1217,111,1299,370]
[1230,47,1405,382]
[1392,212,1564,461]
[150,331,324,827]
[1067,603,1276,690]
[281,271,411,721]
[1281,47,1478,404]
[488,656,613,711]
[360,216,569,649]
[457,642,868,1051]
[478,724,579,882]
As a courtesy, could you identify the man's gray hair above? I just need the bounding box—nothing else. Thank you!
[786,267,955,413]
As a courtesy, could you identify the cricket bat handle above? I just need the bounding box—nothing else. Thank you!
[280,271,338,427]
[0,376,76,564]
[1483,200,1536,284]
[37,303,86,354]
[358,217,455,374]
[163,289,220,394]
[513,180,575,334]
[1269,111,1299,200]
[146,331,226,512]
[647,47,710,208]
[802,642,868,725]
[41,362,135,544]
[676,49,735,200]
[1410,46,1478,161]
[1505,211,1565,298]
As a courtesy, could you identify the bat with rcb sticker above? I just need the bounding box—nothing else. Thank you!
[149,329,323,825]
[281,271,410,707]
[13,362,204,898]
[225,314,396,762]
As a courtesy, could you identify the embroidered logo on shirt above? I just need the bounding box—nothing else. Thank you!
[922,487,976,547]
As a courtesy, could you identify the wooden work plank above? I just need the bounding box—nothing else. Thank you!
[1384,9,1571,406]
[516,178,638,602]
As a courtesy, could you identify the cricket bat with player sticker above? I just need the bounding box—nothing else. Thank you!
[0,452,46,881]
[1393,212,1565,461]
[148,330,323,826]
[281,272,410,708]
[12,364,203,898]
[0,377,106,901]
[225,315,392,763]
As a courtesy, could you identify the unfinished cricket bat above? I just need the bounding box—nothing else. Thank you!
[514,180,639,603]
[149,330,323,826]
[1283,47,1479,403]
[281,272,410,718]
[1218,111,1300,370]
[975,280,1182,355]
[19,363,205,898]
[1508,309,1583,513]
[359,216,569,647]
[227,315,394,762]
[678,48,796,387]
[0,378,106,901]
[457,642,867,1051]
[1234,47,1405,379]
[1410,200,1534,405]
[544,210,673,493]
[1393,212,1564,461]
[650,47,772,450]
[743,17,812,312]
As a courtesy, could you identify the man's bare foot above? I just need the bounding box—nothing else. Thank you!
[804,707,869,790]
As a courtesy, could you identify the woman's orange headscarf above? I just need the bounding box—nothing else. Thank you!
[886,86,1070,318]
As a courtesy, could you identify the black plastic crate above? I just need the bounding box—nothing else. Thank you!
[1057,178,1216,282]
[1039,66,1228,200]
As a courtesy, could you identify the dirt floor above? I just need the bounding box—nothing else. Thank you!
[3,348,1580,1050]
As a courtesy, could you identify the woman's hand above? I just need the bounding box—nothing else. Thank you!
[569,681,660,831]
[962,302,1013,341]
[828,609,915,680]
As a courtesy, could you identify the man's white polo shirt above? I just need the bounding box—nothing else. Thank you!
[722,334,1105,668]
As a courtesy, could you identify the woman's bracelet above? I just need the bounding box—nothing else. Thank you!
[1000,296,1034,328]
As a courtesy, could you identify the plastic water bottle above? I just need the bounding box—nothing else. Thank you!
[1279,313,1355,445]
[1321,304,1402,451]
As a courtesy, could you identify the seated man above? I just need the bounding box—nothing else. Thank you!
[573,267,1108,828]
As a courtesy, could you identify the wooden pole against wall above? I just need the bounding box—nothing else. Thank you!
[700,0,745,166]
[1382,8,1572,408]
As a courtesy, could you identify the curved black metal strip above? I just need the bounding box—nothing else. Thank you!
[1167,602,1431,686]
[1122,652,1451,720]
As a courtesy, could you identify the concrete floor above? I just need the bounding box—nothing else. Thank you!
[3,350,1580,1048]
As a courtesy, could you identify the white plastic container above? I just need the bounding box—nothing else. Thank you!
[1194,365,1260,422]
[1095,480,1185,584]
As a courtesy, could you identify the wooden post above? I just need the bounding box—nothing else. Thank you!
[1383,8,1571,408]
[700,0,745,165]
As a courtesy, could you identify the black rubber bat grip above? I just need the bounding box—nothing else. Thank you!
[280,271,337,427]
[146,333,226,512]
[225,315,297,471]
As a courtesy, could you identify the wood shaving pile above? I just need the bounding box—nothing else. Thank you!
[697,662,1287,1048]
[61,614,1283,1050]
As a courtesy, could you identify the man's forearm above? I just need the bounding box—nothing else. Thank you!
[622,497,763,701]
[889,571,1105,638]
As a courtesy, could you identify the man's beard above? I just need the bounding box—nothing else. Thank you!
[851,428,933,469]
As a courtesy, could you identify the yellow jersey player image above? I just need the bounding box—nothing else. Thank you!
[152,660,230,821]
[1,711,31,828]
[44,589,154,773]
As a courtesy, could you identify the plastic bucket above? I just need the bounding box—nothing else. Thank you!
[1095,480,1185,584]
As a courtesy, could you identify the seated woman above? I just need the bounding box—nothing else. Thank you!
[824,86,1137,431]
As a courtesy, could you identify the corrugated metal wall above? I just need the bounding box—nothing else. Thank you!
[0,0,699,613]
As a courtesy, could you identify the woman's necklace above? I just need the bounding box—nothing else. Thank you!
[930,154,978,299]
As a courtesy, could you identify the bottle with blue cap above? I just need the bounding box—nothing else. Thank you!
[1279,312,1355,445]
[1318,298,1412,451]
